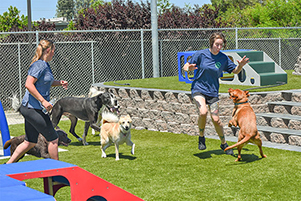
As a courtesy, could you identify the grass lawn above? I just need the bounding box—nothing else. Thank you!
[2,121,301,201]
[106,70,300,93]
[1,70,300,200]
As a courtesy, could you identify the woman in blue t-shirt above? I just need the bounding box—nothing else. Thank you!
[182,32,249,154]
[6,39,68,163]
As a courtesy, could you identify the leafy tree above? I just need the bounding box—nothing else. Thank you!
[75,0,152,30]
[211,0,264,12]
[219,0,301,27]
[75,0,105,17]
[159,4,226,29]
[73,0,226,30]
[0,6,28,32]
[75,0,91,11]
[90,0,106,8]
[252,0,301,27]
[157,0,173,15]
[56,0,75,20]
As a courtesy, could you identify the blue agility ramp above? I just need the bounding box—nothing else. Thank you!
[0,100,11,156]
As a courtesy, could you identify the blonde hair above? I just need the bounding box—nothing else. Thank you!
[30,39,54,66]
[209,32,227,49]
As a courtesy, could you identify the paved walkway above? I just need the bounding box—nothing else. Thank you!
[4,112,24,125]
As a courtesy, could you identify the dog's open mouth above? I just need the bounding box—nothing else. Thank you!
[110,107,120,114]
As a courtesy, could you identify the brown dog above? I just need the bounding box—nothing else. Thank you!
[100,112,135,161]
[3,129,71,162]
[225,88,266,161]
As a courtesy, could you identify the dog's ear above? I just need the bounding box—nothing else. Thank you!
[228,88,234,99]
[245,91,250,97]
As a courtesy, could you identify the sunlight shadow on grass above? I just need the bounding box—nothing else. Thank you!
[85,141,101,146]
[104,153,137,160]
[69,141,84,146]
[226,154,264,165]
[69,141,100,146]
[193,149,226,159]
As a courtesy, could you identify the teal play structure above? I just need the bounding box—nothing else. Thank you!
[178,49,287,86]
[0,100,10,156]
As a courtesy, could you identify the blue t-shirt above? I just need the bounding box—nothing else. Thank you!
[188,49,236,97]
[22,60,54,109]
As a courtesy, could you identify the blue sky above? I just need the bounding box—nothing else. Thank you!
[0,0,211,21]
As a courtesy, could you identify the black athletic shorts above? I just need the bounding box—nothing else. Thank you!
[19,104,58,143]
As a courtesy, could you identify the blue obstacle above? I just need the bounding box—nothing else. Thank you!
[0,100,11,156]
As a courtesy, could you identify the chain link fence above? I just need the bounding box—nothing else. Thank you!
[1,27,301,113]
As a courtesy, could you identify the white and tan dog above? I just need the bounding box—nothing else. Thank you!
[100,112,135,161]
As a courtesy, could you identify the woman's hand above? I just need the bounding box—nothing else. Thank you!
[60,80,68,90]
[237,55,249,67]
[233,55,249,74]
[41,100,53,112]
[183,62,198,72]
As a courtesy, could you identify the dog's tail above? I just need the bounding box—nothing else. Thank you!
[101,112,119,125]
[3,139,12,149]
[224,135,252,151]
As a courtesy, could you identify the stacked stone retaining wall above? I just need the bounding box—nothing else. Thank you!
[94,84,301,146]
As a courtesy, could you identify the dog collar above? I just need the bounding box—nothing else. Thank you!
[121,130,128,136]
[234,101,248,106]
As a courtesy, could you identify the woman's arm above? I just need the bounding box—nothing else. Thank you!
[52,80,68,90]
[25,75,51,110]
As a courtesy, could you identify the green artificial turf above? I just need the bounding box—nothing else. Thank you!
[2,121,301,201]
[1,69,300,200]
[106,70,300,93]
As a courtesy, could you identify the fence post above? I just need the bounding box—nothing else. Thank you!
[151,0,159,78]
[36,31,39,46]
[235,27,238,49]
[141,29,145,79]
[279,37,281,67]
[91,41,95,84]
[18,43,22,103]
[160,39,163,77]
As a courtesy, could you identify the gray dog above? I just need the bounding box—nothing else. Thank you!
[51,91,119,145]
[4,129,71,162]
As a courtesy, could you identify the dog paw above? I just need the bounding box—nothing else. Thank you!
[102,153,107,158]
[77,137,83,142]
[115,158,119,161]
[82,141,89,146]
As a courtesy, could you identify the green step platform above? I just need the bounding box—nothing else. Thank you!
[219,50,287,86]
